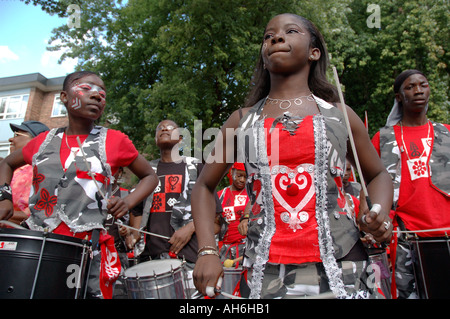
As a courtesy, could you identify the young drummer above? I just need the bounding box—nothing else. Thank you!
[0,71,158,298]
[192,13,393,299]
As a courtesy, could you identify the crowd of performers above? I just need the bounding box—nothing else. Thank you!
[0,13,448,300]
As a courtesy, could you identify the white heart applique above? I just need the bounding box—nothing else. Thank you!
[271,164,315,231]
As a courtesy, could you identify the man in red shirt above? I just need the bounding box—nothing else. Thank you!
[372,69,450,299]
[216,163,249,264]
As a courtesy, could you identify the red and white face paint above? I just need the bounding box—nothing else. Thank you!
[71,82,107,109]
[71,97,82,110]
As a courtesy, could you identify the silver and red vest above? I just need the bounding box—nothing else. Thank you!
[379,121,450,209]
[26,126,113,233]
[237,95,360,298]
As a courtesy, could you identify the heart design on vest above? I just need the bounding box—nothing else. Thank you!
[270,164,315,230]
[168,175,180,191]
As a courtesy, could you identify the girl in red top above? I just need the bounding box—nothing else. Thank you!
[0,71,158,298]
[192,14,393,299]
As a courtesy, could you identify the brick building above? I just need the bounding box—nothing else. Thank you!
[0,73,68,158]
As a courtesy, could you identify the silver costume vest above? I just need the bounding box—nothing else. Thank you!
[379,121,450,209]
[237,95,361,298]
[26,126,112,233]
[141,156,200,231]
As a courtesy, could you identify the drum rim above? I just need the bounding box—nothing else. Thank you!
[409,237,450,243]
[0,232,88,248]
[125,272,185,286]
[223,267,244,273]
[124,259,183,278]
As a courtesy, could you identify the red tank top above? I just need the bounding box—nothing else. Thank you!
[265,116,321,264]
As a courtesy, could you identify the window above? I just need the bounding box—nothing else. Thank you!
[51,94,67,117]
[0,94,28,119]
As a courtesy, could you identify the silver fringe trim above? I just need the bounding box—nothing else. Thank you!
[313,114,348,299]
[97,127,112,194]
[249,119,277,299]
[26,205,104,234]
[28,127,111,233]
[32,128,59,166]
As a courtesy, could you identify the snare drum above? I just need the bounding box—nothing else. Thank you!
[124,259,189,299]
[367,248,391,299]
[216,267,245,299]
[0,227,91,299]
[409,237,450,299]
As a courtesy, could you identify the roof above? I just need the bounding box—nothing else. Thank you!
[0,73,65,92]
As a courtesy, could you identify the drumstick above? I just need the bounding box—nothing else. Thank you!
[0,220,26,229]
[223,256,243,268]
[332,67,370,203]
[333,67,389,249]
[219,289,336,299]
[393,227,450,234]
[114,221,170,240]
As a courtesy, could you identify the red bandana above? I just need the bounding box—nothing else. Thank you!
[53,223,121,299]
[98,230,121,299]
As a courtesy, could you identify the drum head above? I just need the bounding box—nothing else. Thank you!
[0,227,90,299]
[125,259,182,278]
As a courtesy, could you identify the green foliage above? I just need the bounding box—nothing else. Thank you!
[24,0,449,154]
[326,0,449,136]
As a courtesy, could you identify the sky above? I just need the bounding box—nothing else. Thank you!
[0,0,77,79]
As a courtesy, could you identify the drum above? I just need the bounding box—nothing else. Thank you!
[367,248,391,299]
[216,267,245,299]
[409,237,450,299]
[0,227,91,299]
[124,259,189,299]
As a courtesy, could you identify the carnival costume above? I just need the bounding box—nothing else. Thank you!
[217,184,249,261]
[373,119,450,298]
[237,95,373,299]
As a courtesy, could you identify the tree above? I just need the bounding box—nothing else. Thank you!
[25,0,300,158]
[23,0,449,153]
[326,0,449,136]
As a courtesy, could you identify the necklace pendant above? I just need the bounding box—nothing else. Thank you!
[266,93,313,110]
[59,174,68,188]
[406,158,429,181]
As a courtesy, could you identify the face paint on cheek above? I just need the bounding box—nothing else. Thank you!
[400,90,409,103]
[71,97,81,109]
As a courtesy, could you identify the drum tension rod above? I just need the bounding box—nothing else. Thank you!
[30,228,50,299]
